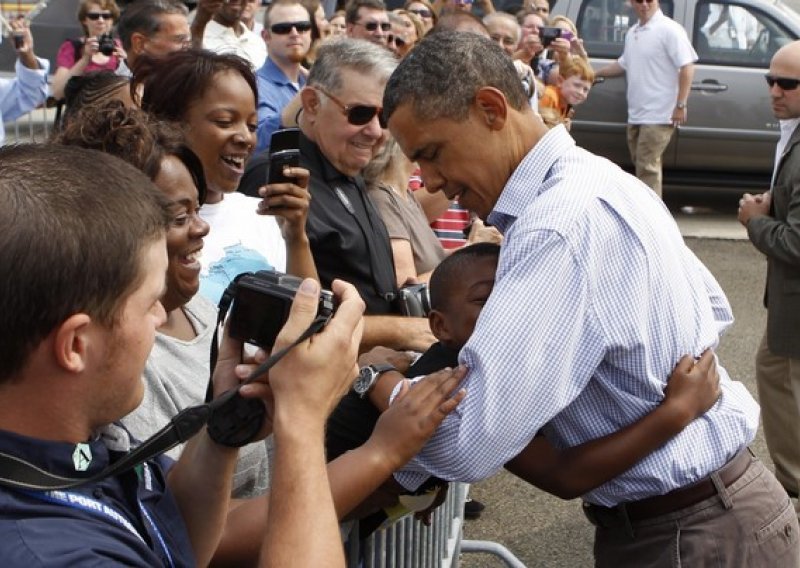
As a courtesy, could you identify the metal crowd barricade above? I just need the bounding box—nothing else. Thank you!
[3,102,53,144]
[345,482,526,568]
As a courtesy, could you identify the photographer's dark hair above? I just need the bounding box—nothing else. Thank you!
[429,242,500,312]
[0,144,171,383]
[384,31,529,123]
[134,48,257,123]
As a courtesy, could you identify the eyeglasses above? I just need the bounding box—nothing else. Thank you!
[408,8,432,18]
[633,0,655,4]
[270,21,313,34]
[315,87,387,128]
[765,74,800,90]
[86,12,113,20]
[387,34,408,48]
[355,20,391,32]
[454,0,473,5]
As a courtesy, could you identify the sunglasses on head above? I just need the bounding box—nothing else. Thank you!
[270,21,312,34]
[86,11,113,20]
[765,74,800,90]
[388,34,407,48]
[358,20,392,32]
[408,8,432,17]
[315,86,387,128]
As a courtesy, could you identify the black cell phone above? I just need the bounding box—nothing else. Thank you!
[540,26,562,48]
[267,128,301,184]
[12,33,24,49]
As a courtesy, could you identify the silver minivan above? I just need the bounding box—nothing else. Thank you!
[552,0,800,189]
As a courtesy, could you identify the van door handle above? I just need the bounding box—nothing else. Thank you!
[691,80,728,93]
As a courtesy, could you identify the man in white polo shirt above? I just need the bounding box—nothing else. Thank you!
[596,0,696,198]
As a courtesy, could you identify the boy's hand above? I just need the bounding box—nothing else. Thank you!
[364,367,467,473]
[662,350,720,423]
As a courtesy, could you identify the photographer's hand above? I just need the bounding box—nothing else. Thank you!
[9,18,38,69]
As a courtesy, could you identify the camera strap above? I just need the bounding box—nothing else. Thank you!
[0,280,329,491]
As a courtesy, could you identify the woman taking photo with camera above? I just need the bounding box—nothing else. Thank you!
[51,0,124,100]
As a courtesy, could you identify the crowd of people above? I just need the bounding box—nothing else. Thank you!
[1,0,800,565]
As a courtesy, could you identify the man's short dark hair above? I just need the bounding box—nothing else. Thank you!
[383,31,529,124]
[117,0,188,50]
[345,0,387,24]
[429,242,500,312]
[0,144,171,382]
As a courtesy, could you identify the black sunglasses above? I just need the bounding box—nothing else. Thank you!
[408,8,432,18]
[271,21,312,34]
[315,87,387,128]
[765,74,800,90]
[86,11,113,20]
[357,20,391,32]
[388,34,407,48]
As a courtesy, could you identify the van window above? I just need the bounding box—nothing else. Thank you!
[576,0,675,58]
[693,2,794,67]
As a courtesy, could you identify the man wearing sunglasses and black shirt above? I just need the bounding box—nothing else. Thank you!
[595,0,696,198]
[345,0,390,47]
[255,0,313,152]
[240,38,435,353]
[739,40,800,516]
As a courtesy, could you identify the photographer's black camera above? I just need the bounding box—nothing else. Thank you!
[98,33,115,56]
[539,26,562,48]
[228,270,335,349]
[397,283,431,318]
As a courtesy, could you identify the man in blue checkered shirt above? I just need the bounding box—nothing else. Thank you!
[381,31,799,566]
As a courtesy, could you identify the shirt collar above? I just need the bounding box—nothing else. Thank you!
[259,57,305,87]
[300,130,361,187]
[488,124,575,233]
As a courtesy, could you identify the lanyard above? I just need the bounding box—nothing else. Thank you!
[19,464,175,567]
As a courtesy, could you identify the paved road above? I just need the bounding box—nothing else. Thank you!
[460,205,772,567]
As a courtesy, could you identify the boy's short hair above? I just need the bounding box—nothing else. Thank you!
[0,144,171,383]
[429,242,501,312]
[559,55,595,84]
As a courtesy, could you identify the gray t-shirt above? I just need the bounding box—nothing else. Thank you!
[121,295,270,499]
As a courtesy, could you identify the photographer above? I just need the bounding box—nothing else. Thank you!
[0,17,48,145]
[0,144,465,566]
[51,0,125,100]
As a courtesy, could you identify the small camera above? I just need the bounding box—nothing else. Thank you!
[98,33,115,56]
[397,283,431,318]
[12,32,24,49]
[539,26,562,48]
[228,270,335,349]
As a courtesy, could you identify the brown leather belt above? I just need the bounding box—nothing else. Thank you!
[584,448,754,526]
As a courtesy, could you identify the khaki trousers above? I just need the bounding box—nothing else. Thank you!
[593,457,799,568]
[756,330,800,498]
[626,124,675,198]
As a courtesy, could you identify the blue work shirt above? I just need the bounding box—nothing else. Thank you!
[0,425,195,567]
[255,57,305,153]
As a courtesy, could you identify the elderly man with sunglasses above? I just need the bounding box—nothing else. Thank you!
[595,0,696,198]
[739,41,800,519]
[241,37,436,353]
[255,0,313,152]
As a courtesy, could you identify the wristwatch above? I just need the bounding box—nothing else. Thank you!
[353,363,396,398]
[675,102,687,110]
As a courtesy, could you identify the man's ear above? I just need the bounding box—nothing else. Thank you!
[428,309,452,345]
[474,86,507,131]
[300,86,320,117]
[129,31,147,57]
[262,28,270,42]
[52,314,93,374]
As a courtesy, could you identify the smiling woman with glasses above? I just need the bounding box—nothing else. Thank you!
[404,0,437,33]
[51,0,122,101]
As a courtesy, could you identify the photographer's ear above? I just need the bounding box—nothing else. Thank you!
[53,314,93,373]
